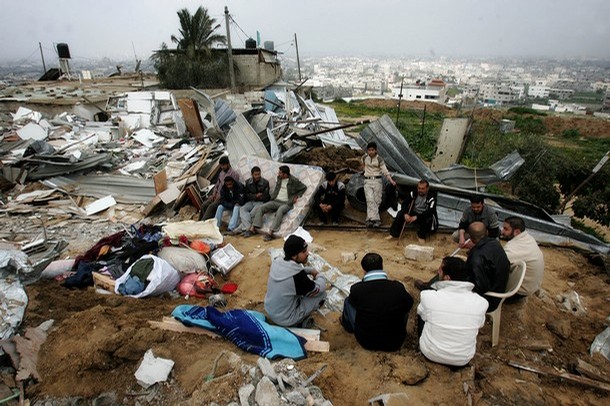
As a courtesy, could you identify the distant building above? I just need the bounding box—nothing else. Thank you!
[393,79,447,103]
[479,83,520,104]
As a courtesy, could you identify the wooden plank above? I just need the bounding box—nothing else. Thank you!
[508,360,610,392]
[142,195,163,217]
[575,358,610,384]
[185,185,203,211]
[151,317,329,352]
[153,170,168,194]
[177,98,205,139]
[287,327,321,342]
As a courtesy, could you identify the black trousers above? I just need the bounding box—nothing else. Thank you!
[390,211,435,239]
[315,203,344,223]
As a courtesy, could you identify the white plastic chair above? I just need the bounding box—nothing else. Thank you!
[485,260,527,347]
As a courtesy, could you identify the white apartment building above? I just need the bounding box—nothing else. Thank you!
[528,85,550,98]
[393,79,447,103]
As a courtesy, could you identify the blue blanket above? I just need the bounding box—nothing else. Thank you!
[172,305,307,360]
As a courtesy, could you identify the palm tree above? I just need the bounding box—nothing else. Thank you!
[170,7,226,53]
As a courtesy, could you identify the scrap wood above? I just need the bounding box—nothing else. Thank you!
[575,358,610,384]
[13,321,54,382]
[149,317,329,353]
[508,360,610,392]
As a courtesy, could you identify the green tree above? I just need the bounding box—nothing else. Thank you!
[152,6,231,89]
[171,7,226,52]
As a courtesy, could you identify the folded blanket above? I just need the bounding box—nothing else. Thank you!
[172,305,307,360]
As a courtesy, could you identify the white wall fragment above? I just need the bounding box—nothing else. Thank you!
[16,123,47,141]
[135,349,174,389]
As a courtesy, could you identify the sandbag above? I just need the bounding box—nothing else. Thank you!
[114,255,180,298]
[158,247,207,274]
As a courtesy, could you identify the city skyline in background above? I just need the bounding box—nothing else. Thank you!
[1,0,610,66]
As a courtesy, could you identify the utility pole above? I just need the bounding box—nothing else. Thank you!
[294,33,302,82]
[224,6,235,90]
[420,104,427,138]
[39,42,46,73]
[560,151,609,213]
[395,76,404,125]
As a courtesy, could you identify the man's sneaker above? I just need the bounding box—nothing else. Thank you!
[372,220,381,228]
[414,279,430,291]
[365,220,373,228]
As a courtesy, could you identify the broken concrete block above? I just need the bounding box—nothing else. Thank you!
[403,244,434,262]
[255,376,280,406]
[238,383,254,406]
[285,390,307,405]
[257,357,278,382]
[341,252,357,264]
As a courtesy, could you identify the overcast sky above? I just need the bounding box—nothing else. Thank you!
[2,0,610,64]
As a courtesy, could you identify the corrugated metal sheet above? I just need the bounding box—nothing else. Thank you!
[434,151,525,189]
[226,113,271,167]
[42,174,155,204]
[391,172,609,256]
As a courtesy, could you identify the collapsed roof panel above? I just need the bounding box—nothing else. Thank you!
[226,114,271,166]
[435,150,525,189]
[42,174,156,204]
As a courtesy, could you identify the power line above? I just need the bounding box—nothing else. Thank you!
[229,15,252,40]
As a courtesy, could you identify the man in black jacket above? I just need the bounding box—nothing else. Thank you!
[389,179,438,240]
[466,222,510,311]
[341,253,413,351]
[238,166,270,236]
[313,171,345,225]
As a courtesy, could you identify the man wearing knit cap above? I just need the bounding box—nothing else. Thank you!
[264,235,327,327]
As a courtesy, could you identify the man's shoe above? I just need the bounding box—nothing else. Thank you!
[414,279,430,291]
[241,230,253,238]
[372,220,381,228]
[263,234,274,242]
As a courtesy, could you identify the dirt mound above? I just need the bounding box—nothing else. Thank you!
[17,220,610,405]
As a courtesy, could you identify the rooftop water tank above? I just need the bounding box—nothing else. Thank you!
[245,38,257,49]
[57,43,71,59]
[263,41,274,51]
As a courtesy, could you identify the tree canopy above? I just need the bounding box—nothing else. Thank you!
[171,7,226,52]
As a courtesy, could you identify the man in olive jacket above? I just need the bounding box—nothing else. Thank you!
[248,165,307,241]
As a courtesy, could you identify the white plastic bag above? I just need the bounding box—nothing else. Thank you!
[114,255,180,298]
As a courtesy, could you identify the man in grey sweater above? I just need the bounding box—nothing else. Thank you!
[264,235,327,327]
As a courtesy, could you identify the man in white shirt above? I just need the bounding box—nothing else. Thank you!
[501,216,545,298]
[418,256,489,367]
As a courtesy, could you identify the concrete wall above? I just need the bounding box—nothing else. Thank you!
[233,54,281,88]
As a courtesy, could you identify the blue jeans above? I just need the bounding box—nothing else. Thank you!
[215,204,241,231]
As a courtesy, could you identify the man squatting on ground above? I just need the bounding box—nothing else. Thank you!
[237,166,270,236]
[452,195,500,249]
[249,165,307,241]
[417,256,488,367]
[389,179,438,240]
[264,235,327,327]
[341,253,413,351]
[313,171,346,225]
[200,155,240,220]
[361,142,396,228]
[501,216,545,299]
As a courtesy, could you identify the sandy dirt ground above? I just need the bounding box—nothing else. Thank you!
[11,203,609,406]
